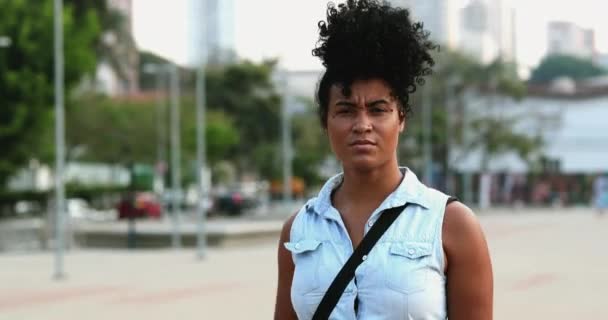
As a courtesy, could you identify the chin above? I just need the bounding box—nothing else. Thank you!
[343,157,381,172]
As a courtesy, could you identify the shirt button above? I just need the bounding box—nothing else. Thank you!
[408,249,415,255]
[362,255,368,261]
[367,221,374,227]
[295,243,301,250]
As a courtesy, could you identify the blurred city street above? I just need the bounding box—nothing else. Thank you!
[2,1,608,319]
[1,207,607,320]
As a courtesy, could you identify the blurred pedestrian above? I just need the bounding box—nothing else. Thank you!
[593,172,608,215]
[274,1,493,319]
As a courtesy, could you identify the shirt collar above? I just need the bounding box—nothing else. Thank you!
[309,167,432,218]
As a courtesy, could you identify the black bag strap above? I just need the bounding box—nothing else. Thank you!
[312,203,409,320]
[447,196,459,205]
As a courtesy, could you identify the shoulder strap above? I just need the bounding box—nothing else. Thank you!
[312,203,409,320]
[447,196,459,205]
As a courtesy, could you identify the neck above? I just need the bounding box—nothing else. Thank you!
[336,158,404,209]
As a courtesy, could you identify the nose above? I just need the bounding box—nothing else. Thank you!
[352,111,373,133]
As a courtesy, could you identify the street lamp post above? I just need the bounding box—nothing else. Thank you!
[143,63,168,197]
[422,81,433,186]
[195,63,207,259]
[53,0,66,280]
[445,76,461,195]
[169,64,182,249]
[276,71,293,203]
[282,95,293,204]
[271,69,295,208]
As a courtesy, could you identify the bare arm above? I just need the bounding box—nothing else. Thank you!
[274,214,298,320]
[443,202,494,320]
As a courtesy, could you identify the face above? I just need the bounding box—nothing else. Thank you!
[326,78,405,172]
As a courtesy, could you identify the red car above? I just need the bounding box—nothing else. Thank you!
[117,192,162,219]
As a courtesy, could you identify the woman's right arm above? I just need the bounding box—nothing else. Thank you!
[274,214,298,320]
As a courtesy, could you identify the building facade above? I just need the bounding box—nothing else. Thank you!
[547,21,596,59]
[459,0,516,63]
[391,0,516,64]
[95,0,140,96]
[391,0,459,48]
[455,82,608,174]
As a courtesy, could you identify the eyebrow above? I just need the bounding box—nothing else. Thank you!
[334,99,390,107]
[367,99,390,107]
[335,100,357,107]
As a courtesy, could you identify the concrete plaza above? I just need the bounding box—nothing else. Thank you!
[1,208,607,319]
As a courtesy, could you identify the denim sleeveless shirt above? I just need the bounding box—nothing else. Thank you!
[285,168,449,319]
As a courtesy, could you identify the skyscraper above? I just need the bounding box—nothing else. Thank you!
[186,0,235,66]
[391,0,459,48]
[459,0,516,63]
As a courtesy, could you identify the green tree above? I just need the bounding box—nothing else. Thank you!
[291,99,331,187]
[0,1,100,189]
[529,54,606,84]
[182,108,240,166]
[66,94,158,165]
[67,93,241,187]
[68,60,292,186]
[205,60,282,178]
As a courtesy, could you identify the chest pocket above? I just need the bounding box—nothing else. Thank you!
[385,241,433,294]
[286,239,356,297]
[285,239,324,295]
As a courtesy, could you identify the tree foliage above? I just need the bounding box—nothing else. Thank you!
[205,60,282,175]
[0,0,100,189]
[67,95,240,168]
[63,59,283,188]
[291,99,331,186]
[66,94,158,164]
[529,54,606,84]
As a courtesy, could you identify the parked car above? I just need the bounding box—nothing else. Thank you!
[213,190,258,216]
[44,198,113,221]
[116,192,162,220]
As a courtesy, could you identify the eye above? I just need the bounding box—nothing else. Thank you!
[370,106,388,114]
[336,106,354,114]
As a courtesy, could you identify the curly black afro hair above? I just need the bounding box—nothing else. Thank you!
[313,0,438,127]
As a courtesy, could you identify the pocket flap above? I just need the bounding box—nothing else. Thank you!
[389,241,432,259]
[284,239,322,254]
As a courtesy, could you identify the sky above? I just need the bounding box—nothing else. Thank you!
[133,0,606,71]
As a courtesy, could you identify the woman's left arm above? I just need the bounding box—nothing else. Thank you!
[443,202,494,320]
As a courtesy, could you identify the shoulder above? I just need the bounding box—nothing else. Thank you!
[442,201,491,270]
[442,202,494,318]
[442,202,484,248]
[279,197,316,243]
[280,212,298,244]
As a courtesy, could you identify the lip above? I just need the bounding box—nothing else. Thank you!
[349,139,376,146]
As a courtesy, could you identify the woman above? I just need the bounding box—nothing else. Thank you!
[274,1,493,319]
